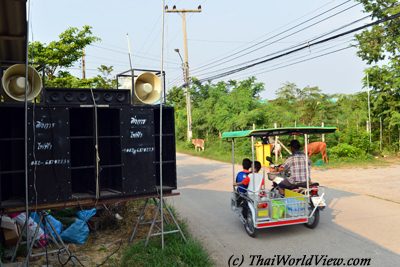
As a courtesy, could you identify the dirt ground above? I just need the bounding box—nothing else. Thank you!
[313,163,400,203]
[14,200,155,266]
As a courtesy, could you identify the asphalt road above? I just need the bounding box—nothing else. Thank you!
[170,153,400,267]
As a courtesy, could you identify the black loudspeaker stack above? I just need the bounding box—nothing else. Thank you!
[0,88,177,208]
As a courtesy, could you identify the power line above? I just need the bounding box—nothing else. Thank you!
[196,10,400,83]
[194,12,370,79]
[250,46,352,77]
[227,36,355,81]
[191,0,356,74]
[167,0,340,86]
[192,1,361,76]
[89,44,180,64]
[231,41,355,81]
[190,0,337,72]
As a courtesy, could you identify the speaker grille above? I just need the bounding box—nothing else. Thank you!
[43,88,131,106]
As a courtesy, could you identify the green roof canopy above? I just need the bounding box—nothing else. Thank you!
[222,126,337,139]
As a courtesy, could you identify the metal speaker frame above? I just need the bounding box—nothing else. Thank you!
[1,64,42,101]
[116,68,166,106]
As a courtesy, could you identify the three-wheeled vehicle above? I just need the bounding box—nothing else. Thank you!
[222,127,336,237]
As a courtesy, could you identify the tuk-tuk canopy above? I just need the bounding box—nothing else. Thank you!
[222,126,337,139]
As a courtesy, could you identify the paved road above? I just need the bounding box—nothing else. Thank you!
[170,153,400,267]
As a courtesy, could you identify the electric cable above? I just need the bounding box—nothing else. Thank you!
[89,44,179,64]
[196,13,370,78]
[226,35,355,81]
[191,0,356,74]
[196,10,400,83]
[190,0,337,71]
[186,1,400,86]
[229,45,353,82]
[95,239,123,267]
[166,0,353,86]
[57,248,85,267]
[192,2,361,77]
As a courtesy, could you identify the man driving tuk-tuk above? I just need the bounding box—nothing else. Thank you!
[276,139,311,190]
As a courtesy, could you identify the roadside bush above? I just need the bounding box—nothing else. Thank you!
[329,143,367,159]
[338,129,374,153]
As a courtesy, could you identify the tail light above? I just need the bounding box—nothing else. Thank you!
[310,186,319,196]
[257,203,268,209]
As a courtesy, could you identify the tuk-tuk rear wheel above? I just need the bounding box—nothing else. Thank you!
[304,207,320,229]
[244,211,257,237]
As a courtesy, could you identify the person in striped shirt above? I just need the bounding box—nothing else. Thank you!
[278,139,311,190]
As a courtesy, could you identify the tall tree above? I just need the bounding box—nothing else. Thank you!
[29,25,100,79]
[355,0,400,147]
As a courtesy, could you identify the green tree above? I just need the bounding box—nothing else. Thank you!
[29,25,100,78]
[29,26,118,89]
[355,0,400,149]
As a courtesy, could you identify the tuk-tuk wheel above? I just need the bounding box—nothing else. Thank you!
[244,211,257,237]
[304,208,320,229]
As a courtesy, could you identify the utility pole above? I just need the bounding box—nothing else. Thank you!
[82,48,86,79]
[166,5,202,141]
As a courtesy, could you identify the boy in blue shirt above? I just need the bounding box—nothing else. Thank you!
[234,158,252,193]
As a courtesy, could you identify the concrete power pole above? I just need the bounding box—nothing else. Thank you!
[166,5,201,141]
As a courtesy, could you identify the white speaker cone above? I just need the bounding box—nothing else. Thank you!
[136,82,153,100]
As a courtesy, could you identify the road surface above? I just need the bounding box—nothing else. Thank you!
[170,153,400,267]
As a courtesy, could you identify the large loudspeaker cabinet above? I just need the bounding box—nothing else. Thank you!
[0,97,176,209]
[153,106,177,190]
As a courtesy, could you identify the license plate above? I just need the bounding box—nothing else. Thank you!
[258,210,269,217]
[312,196,326,207]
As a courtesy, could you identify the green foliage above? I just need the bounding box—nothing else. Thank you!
[169,74,398,161]
[329,143,367,159]
[339,129,371,152]
[45,65,116,88]
[355,0,400,151]
[29,25,100,78]
[29,26,116,89]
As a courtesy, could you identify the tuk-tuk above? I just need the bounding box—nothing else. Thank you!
[222,126,336,237]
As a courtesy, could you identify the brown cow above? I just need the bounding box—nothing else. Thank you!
[306,142,328,163]
[192,139,205,151]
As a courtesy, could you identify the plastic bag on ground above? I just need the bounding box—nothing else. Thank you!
[60,218,89,244]
[60,208,96,244]
[30,212,63,238]
[13,212,47,247]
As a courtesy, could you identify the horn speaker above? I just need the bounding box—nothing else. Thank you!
[133,72,161,105]
[1,64,42,101]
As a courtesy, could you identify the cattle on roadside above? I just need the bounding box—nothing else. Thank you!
[192,139,205,151]
[272,143,282,159]
[306,142,328,163]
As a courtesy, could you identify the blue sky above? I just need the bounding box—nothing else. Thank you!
[30,0,369,99]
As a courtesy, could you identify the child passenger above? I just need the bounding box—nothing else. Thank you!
[234,158,251,193]
[248,161,265,195]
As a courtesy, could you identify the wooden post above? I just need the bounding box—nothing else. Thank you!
[278,139,292,155]
[321,122,325,142]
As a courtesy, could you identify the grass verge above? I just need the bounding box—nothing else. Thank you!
[120,208,213,267]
